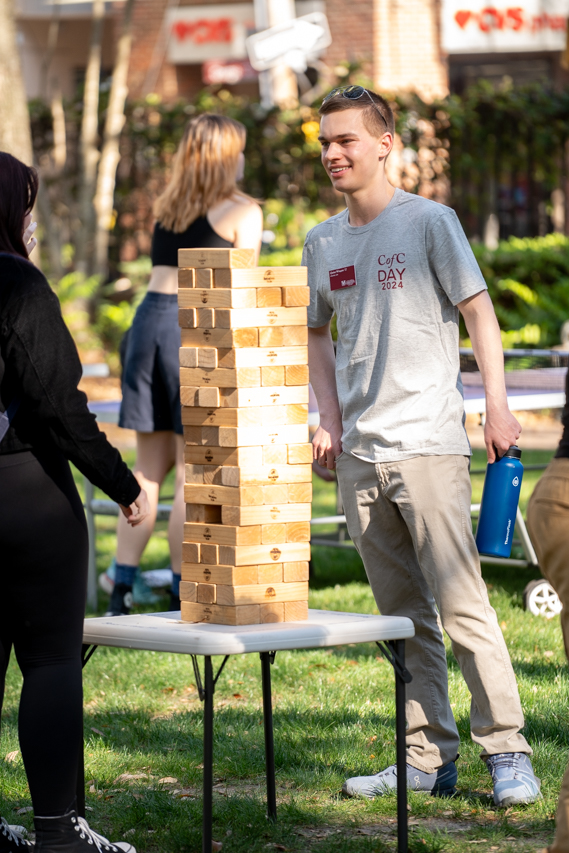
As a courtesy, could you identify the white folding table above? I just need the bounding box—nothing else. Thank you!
[82,609,415,853]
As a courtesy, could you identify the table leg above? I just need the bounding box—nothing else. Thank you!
[77,644,98,818]
[260,652,277,821]
[394,640,408,853]
[203,656,214,853]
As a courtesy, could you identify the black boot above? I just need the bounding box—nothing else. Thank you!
[34,806,135,853]
[105,583,133,616]
[0,818,33,853]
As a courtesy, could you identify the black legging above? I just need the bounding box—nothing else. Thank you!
[0,449,87,816]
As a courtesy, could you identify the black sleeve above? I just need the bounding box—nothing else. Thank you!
[4,281,140,506]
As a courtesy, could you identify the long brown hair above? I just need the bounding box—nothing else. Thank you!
[0,153,38,258]
[154,114,250,233]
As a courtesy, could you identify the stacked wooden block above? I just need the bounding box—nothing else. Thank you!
[178,247,311,625]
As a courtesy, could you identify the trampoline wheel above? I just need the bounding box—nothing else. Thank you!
[522,579,563,619]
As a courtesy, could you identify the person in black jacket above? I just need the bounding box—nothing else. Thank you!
[0,152,149,853]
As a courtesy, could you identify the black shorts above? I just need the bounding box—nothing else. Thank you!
[119,292,182,434]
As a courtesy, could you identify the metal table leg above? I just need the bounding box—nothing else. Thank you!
[77,644,98,817]
[377,639,412,853]
[260,652,277,821]
[203,657,214,853]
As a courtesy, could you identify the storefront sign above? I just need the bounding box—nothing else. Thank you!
[202,59,258,84]
[166,4,255,63]
[442,0,569,52]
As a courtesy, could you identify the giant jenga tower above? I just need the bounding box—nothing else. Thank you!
[177,248,312,625]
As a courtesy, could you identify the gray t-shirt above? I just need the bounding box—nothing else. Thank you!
[302,188,487,463]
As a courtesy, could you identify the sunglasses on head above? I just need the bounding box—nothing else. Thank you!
[322,85,388,130]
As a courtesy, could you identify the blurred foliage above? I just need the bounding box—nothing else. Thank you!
[470,233,569,348]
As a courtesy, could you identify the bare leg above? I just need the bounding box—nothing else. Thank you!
[116,431,176,566]
[167,435,185,576]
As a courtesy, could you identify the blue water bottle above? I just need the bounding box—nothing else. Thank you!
[475,446,523,558]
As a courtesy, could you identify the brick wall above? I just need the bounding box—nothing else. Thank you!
[323,0,374,79]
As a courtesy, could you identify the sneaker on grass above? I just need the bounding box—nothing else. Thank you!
[342,759,457,799]
[0,818,33,852]
[486,753,541,806]
[99,559,160,605]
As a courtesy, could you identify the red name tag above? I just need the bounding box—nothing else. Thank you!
[329,265,357,291]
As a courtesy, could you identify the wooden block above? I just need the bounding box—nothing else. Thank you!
[262,365,285,386]
[179,308,197,327]
[288,444,313,464]
[283,561,309,582]
[197,308,215,327]
[214,307,307,329]
[217,346,308,369]
[222,503,312,525]
[286,365,309,385]
[288,482,312,503]
[263,484,289,504]
[220,386,309,408]
[179,347,198,368]
[179,581,197,602]
[178,288,256,309]
[200,544,219,564]
[184,522,261,546]
[214,267,307,288]
[218,543,311,566]
[185,504,222,523]
[256,287,282,307]
[182,542,200,563]
[216,582,309,606]
[185,463,204,484]
[260,603,284,623]
[258,563,283,583]
[196,269,213,288]
[180,367,261,388]
[197,583,216,604]
[283,286,310,307]
[180,387,221,407]
[282,326,308,346]
[184,484,264,506]
[198,348,218,369]
[220,463,312,487]
[263,445,288,465]
[183,426,205,445]
[216,425,309,448]
[203,465,223,485]
[286,521,311,542]
[261,523,286,544]
[258,326,283,347]
[184,445,263,467]
[181,327,258,348]
[182,563,258,585]
[178,268,195,288]
[284,601,309,621]
[182,407,263,428]
[181,601,261,625]
[178,248,256,269]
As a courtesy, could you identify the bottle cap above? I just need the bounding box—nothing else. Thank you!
[504,445,522,459]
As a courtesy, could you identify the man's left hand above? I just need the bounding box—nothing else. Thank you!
[484,406,521,463]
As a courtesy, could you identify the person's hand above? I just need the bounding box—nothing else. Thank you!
[312,419,343,470]
[484,406,522,463]
[119,489,150,526]
[22,213,38,257]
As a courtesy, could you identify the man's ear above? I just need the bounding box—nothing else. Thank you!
[378,132,394,160]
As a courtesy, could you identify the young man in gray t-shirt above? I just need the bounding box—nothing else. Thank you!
[304,86,540,805]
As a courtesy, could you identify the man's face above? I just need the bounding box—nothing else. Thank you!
[318,109,391,194]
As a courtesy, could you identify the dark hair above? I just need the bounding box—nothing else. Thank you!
[319,88,395,139]
[0,152,38,258]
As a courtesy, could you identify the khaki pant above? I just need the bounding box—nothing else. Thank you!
[527,458,569,853]
[335,452,531,773]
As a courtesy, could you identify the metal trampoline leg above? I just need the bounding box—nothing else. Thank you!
[203,657,214,853]
[260,652,277,821]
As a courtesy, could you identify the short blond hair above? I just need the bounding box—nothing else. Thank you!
[154,113,249,233]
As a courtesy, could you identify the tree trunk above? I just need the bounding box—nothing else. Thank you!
[75,0,105,274]
[93,0,136,280]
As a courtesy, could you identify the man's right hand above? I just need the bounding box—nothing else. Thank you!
[312,420,343,470]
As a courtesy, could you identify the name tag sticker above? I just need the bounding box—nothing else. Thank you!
[329,265,357,291]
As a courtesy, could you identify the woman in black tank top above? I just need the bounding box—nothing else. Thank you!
[105,114,263,616]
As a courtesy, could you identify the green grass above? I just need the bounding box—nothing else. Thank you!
[1,448,564,851]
